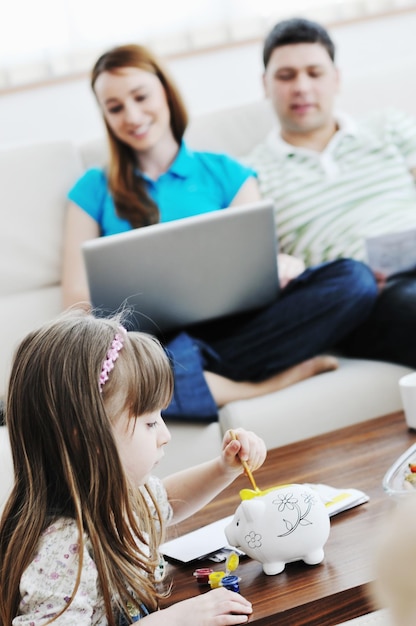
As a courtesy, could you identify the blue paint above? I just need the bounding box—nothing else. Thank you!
[221,575,240,592]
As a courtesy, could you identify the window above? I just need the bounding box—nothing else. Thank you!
[1,0,415,89]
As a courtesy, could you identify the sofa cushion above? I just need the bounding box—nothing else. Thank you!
[185,99,275,157]
[219,358,412,450]
[79,136,108,170]
[0,286,61,398]
[0,141,83,296]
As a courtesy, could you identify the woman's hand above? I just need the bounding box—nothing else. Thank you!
[159,587,253,625]
[277,253,305,289]
[220,428,267,476]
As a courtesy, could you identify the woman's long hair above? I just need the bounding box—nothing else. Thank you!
[91,44,189,228]
[0,310,174,625]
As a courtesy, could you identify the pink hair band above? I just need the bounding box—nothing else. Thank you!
[99,326,127,392]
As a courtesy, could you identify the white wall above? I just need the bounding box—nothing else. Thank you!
[1,10,416,147]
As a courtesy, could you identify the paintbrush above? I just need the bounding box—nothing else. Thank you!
[230,429,261,493]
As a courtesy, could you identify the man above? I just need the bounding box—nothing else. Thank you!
[245,17,416,368]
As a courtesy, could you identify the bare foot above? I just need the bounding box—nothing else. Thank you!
[298,355,339,378]
[204,356,339,407]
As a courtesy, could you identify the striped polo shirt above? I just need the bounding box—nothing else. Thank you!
[245,108,416,266]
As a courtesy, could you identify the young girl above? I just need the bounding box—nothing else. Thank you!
[61,43,377,422]
[0,310,265,625]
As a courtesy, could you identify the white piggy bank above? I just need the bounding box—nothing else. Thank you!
[225,484,330,575]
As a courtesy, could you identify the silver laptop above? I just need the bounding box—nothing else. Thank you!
[82,199,279,334]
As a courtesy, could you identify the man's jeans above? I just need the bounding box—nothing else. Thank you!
[341,268,416,368]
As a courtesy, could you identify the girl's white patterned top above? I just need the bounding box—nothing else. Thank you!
[13,476,172,625]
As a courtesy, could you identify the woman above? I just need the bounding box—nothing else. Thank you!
[62,44,377,421]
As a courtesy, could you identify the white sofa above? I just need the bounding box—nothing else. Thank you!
[0,98,412,512]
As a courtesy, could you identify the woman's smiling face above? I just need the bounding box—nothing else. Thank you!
[94,66,173,155]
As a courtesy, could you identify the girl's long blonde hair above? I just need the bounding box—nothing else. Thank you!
[0,310,174,625]
[91,44,189,229]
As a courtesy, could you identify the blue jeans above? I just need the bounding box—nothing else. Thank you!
[341,268,416,368]
[163,258,378,422]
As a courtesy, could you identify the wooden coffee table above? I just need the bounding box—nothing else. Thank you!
[162,411,415,625]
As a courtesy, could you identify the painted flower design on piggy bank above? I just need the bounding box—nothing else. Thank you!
[224,484,330,575]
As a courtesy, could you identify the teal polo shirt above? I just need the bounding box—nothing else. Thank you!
[68,142,256,235]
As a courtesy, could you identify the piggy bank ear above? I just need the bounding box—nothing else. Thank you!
[241,499,265,523]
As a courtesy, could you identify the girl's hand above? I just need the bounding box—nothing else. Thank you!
[221,428,267,475]
[161,587,253,625]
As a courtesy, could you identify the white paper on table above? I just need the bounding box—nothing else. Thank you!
[161,515,235,563]
[365,229,416,276]
[161,484,369,563]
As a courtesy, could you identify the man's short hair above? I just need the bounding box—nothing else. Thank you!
[263,17,336,68]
